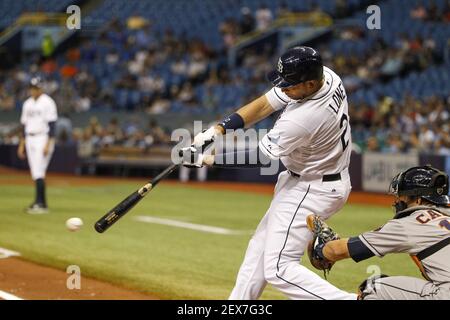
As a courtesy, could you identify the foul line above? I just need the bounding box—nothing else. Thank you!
[134,216,251,235]
[0,290,23,300]
[0,247,20,259]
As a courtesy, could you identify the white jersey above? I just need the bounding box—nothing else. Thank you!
[20,93,58,135]
[260,66,351,176]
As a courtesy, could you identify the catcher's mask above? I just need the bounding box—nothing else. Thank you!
[389,165,450,217]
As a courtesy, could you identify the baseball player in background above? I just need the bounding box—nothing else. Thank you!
[182,46,355,299]
[307,165,450,300]
[17,77,58,214]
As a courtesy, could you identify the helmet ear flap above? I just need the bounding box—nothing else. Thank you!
[389,172,403,195]
[432,173,449,195]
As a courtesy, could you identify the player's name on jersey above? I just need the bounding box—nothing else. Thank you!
[328,82,347,114]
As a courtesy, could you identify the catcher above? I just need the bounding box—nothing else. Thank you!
[307,165,450,300]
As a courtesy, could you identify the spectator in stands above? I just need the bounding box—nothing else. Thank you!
[335,0,349,18]
[418,124,436,152]
[202,86,219,112]
[123,116,140,137]
[366,136,380,152]
[40,59,57,75]
[339,26,365,40]
[126,13,149,30]
[239,7,255,35]
[380,50,404,80]
[444,0,450,22]
[178,82,197,105]
[123,129,147,149]
[105,49,120,66]
[187,43,209,82]
[74,93,92,112]
[87,116,103,138]
[255,4,273,31]
[410,4,427,20]
[435,129,450,155]
[135,24,155,49]
[60,62,78,79]
[100,117,124,147]
[220,18,239,49]
[147,119,170,145]
[56,79,76,114]
[77,127,96,159]
[55,113,73,144]
[147,95,170,115]
[0,83,15,111]
[41,32,55,58]
[426,1,439,21]
[171,56,188,76]
[383,133,406,153]
[80,41,97,62]
[277,1,292,18]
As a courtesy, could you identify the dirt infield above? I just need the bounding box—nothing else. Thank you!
[176,181,393,207]
[0,166,393,207]
[0,257,156,300]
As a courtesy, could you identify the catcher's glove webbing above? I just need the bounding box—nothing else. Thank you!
[306,215,340,278]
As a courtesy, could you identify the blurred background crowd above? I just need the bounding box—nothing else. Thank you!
[0,0,449,157]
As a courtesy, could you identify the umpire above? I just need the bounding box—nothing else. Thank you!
[309,165,450,300]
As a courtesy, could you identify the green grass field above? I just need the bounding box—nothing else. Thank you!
[0,178,422,299]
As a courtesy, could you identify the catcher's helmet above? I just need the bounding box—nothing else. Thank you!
[267,46,323,88]
[389,165,450,207]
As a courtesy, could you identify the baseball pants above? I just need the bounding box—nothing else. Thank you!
[25,134,54,180]
[362,276,450,300]
[229,169,357,300]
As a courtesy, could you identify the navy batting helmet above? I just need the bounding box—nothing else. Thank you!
[267,46,323,88]
[389,165,450,207]
[29,76,44,89]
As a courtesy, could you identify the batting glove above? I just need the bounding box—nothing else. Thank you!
[192,126,218,150]
[180,146,205,168]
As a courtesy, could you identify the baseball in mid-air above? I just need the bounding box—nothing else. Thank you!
[66,217,83,232]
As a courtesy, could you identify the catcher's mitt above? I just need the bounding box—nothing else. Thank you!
[306,215,340,278]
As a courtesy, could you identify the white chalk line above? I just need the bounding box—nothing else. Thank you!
[0,290,24,300]
[0,248,24,300]
[0,247,20,259]
[134,216,252,235]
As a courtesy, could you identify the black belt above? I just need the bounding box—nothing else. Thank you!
[289,170,341,182]
[26,132,46,136]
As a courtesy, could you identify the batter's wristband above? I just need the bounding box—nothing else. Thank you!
[218,113,244,131]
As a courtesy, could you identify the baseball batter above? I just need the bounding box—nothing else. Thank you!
[182,46,356,299]
[17,77,58,214]
[308,165,450,300]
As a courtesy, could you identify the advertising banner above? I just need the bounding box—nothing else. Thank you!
[362,153,419,193]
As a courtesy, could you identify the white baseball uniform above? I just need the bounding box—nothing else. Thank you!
[20,93,57,180]
[229,66,356,300]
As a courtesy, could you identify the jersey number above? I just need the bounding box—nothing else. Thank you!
[439,219,450,231]
[340,113,350,151]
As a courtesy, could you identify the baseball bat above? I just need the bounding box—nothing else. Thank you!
[94,140,213,233]
[94,163,178,233]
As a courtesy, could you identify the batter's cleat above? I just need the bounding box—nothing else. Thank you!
[26,203,49,214]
